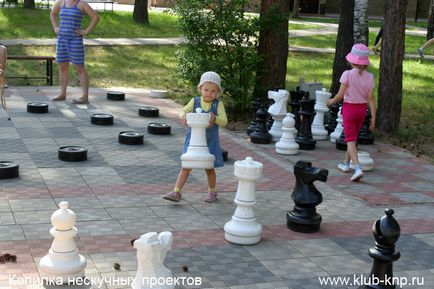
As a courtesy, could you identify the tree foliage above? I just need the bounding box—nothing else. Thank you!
[174,0,261,116]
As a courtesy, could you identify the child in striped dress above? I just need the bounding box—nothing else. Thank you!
[50,0,99,104]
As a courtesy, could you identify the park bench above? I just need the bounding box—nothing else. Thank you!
[6,55,55,86]
[86,0,114,11]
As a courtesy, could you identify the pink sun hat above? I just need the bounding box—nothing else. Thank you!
[346,43,370,66]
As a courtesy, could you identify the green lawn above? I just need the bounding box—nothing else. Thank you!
[0,8,181,38]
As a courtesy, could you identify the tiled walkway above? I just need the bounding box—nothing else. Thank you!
[0,86,433,288]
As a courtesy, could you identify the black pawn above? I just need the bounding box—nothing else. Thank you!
[336,130,347,151]
[295,97,316,150]
[358,109,375,145]
[325,102,340,134]
[289,88,307,132]
[250,104,272,144]
[246,99,261,136]
[358,208,400,289]
[287,160,328,233]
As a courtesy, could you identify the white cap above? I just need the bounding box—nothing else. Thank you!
[198,71,222,92]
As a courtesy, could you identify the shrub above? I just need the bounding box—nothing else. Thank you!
[173,0,261,118]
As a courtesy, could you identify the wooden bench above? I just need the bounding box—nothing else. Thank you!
[6,55,55,86]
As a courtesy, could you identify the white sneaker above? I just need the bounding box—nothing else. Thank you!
[351,169,364,182]
[338,163,350,173]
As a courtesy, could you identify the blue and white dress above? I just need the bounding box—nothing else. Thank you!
[182,97,224,168]
[56,0,85,64]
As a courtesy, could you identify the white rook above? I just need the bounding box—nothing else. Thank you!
[132,232,174,289]
[275,113,299,155]
[268,89,289,142]
[330,106,343,143]
[181,108,215,169]
[311,88,330,140]
[224,157,263,245]
[39,201,86,284]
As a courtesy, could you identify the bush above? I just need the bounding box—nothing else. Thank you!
[173,0,261,118]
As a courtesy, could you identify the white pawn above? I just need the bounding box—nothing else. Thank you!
[268,89,289,142]
[39,201,86,284]
[132,232,174,289]
[181,108,215,169]
[350,151,374,171]
[311,88,330,140]
[275,113,299,155]
[330,106,343,143]
[224,157,263,245]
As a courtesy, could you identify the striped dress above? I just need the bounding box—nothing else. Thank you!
[56,0,85,64]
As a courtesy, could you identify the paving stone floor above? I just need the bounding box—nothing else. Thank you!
[0,86,433,289]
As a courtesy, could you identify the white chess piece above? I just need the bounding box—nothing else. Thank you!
[181,108,215,169]
[39,201,86,284]
[350,151,374,171]
[275,113,299,155]
[311,88,330,140]
[330,106,343,143]
[132,232,174,289]
[224,157,263,245]
[268,89,289,142]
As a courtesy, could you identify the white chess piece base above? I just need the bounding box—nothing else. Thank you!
[224,216,262,245]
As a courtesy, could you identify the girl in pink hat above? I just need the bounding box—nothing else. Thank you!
[327,44,376,182]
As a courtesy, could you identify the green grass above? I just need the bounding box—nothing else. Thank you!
[290,32,433,56]
[0,8,181,38]
[288,23,321,30]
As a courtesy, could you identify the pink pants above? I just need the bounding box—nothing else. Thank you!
[342,103,367,143]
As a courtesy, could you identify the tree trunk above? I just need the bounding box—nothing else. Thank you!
[377,0,408,132]
[292,0,300,19]
[253,0,290,100]
[133,0,149,24]
[330,0,354,96]
[428,0,434,40]
[354,0,369,44]
[23,0,35,9]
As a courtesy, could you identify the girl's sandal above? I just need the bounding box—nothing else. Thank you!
[73,97,89,104]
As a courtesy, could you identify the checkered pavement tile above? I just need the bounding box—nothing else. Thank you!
[261,258,329,280]
[0,200,11,211]
[90,251,137,273]
[76,166,119,176]
[210,261,280,286]
[53,196,103,209]
[150,204,200,218]
[39,167,80,179]
[0,212,15,225]
[76,220,127,236]
[245,240,303,261]
[72,207,112,221]
[191,202,236,216]
[82,174,127,186]
[311,254,371,275]
[194,244,257,265]
[13,210,52,224]
[49,185,95,198]
[288,238,351,257]
[97,195,146,208]
[414,233,434,247]
[206,214,232,229]
[414,172,434,182]
[48,126,83,138]
[119,217,173,235]
[0,224,24,241]
[165,215,220,231]
[0,187,51,200]
[106,206,156,220]
[97,151,146,167]
[113,165,191,184]
[21,223,52,240]
[284,275,358,289]
[9,198,57,212]
[177,229,226,247]
[78,234,135,254]
[403,182,434,192]
[330,236,374,255]
[230,281,289,289]
[0,139,29,153]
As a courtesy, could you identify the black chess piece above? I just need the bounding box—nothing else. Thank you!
[325,102,340,134]
[246,99,261,136]
[358,208,400,289]
[336,130,347,151]
[250,104,272,144]
[358,109,375,145]
[295,97,316,150]
[289,88,308,132]
[287,160,328,233]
